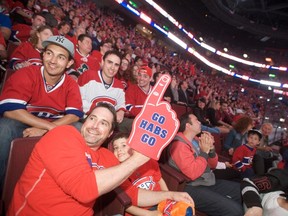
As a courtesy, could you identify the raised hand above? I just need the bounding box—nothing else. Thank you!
[128,74,179,160]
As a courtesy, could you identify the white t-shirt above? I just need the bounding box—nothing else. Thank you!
[262,191,288,216]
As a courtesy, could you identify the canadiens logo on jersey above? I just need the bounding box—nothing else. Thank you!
[88,97,117,114]
[28,58,43,66]
[27,105,64,119]
[85,152,105,170]
[131,176,156,190]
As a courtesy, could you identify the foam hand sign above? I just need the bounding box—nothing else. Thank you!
[128,74,179,160]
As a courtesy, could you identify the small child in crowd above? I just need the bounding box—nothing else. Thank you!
[232,129,262,178]
[112,132,168,216]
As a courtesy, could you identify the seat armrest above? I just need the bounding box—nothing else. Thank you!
[93,187,131,216]
[113,187,132,207]
[159,163,190,191]
[160,163,189,183]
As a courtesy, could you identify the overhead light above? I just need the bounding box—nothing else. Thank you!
[265,57,272,62]
[260,36,270,42]
[243,54,248,58]
[223,48,228,52]
[269,74,276,78]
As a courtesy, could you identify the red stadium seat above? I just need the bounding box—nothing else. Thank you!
[93,187,131,216]
[211,133,222,155]
[0,68,15,94]
[6,42,19,59]
[1,137,41,214]
[1,137,131,216]
[171,103,188,117]
[159,144,208,216]
[159,163,190,192]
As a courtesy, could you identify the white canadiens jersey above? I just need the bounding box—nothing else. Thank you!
[78,70,126,114]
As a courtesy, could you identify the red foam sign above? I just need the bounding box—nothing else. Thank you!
[128,74,180,160]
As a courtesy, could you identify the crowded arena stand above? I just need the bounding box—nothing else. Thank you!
[0,0,287,215]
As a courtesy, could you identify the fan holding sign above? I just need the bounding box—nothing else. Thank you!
[8,73,191,215]
[128,74,179,160]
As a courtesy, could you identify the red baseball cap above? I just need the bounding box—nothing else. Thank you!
[139,66,152,77]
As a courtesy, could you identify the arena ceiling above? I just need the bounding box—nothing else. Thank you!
[150,0,288,51]
[103,0,288,61]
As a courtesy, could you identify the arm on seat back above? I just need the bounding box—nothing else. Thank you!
[159,163,190,192]
[93,186,131,216]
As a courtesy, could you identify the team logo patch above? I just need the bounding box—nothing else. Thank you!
[132,176,156,190]
[56,36,65,43]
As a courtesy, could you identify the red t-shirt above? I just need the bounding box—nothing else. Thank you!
[8,126,138,215]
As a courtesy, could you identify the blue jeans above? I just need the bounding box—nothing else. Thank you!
[0,117,30,194]
[184,179,244,216]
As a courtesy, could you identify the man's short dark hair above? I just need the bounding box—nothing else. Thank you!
[57,21,71,30]
[111,132,129,144]
[178,80,185,89]
[178,112,192,132]
[220,100,227,106]
[94,102,118,133]
[32,12,46,20]
[134,56,142,63]
[153,72,161,81]
[100,38,113,47]
[247,129,262,140]
[77,34,92,42]
[103,50,122,62]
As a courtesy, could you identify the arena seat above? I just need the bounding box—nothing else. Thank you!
[211,133,222,155]
[211,133,231,162]
[159,163,190,192]
[93,187,131,216]
[1,137,131,216]
[171,103,188,117]
[1,137,41,214]
[0,68,14,94]
[6,42,19,59]
[159,142,209,215]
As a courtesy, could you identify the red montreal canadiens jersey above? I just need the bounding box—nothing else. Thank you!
[91,50,102,68]
[125,84,152,117]
[11,24,32,43]
[78,70,126,114]
[11,2,34,24]
[232,144,256,171]
[9,41,42,69]
[73,48,100,75]
[0,66,83,119]
[129,159,161,192]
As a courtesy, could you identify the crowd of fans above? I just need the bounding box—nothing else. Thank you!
[0,0,288,215]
